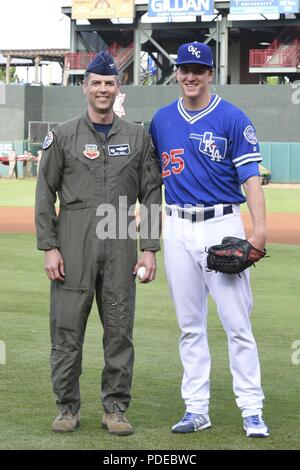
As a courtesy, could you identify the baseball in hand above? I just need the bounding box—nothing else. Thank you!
[137,266,146,281]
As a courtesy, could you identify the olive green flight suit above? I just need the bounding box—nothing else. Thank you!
[35,112,162,414]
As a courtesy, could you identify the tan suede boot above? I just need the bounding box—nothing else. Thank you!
[52,411,80,433]
[102,411,133,436]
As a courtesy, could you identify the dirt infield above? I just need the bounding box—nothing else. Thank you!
[0,207,35,233]
[0,207,299,244]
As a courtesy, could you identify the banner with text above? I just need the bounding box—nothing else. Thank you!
[230,0,300,14]
[148,0,214,17]
[72,0,135,20]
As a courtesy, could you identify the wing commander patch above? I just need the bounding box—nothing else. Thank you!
[83,144,100,160]
[42,131,54,150]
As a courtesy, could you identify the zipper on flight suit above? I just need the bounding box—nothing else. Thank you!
[102,142,107,203]
[93,132,106,208]
[102,128,116,203]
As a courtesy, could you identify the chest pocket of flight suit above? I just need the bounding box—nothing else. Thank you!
[107,146,140,202]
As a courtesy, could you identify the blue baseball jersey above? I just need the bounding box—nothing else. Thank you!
[149,95,262,206]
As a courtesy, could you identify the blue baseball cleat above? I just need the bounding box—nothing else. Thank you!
[171,412,211,433]
[243,415,270,438]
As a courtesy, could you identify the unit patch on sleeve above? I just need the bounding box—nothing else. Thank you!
[42,131,54,150]
[243,126,258,145]
[108,144,130,157]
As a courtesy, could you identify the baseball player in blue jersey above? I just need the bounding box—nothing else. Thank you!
[149,42,269,438]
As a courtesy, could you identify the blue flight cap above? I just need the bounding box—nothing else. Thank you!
[86,51,119,75]
[176,42,214,69]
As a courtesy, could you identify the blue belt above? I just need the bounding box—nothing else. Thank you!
[165,205,233,222]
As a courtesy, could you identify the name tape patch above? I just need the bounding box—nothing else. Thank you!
[108,144,130,157]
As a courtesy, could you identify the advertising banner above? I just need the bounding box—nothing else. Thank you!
[148,0,214,17]
[230,0,300,15]
[72,0,135,20]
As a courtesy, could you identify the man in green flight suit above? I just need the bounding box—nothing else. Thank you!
[35,51,162,436]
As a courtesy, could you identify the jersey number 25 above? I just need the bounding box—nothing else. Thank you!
[162,149,185,178]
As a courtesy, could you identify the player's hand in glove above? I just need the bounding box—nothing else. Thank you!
[206,236,266,275]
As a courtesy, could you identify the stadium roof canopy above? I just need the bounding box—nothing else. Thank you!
[0,54,31,66]
[0,49,69,64]
[0,49,69,84]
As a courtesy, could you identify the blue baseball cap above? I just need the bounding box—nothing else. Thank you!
[86,50,119,75]
[176,42,214,69]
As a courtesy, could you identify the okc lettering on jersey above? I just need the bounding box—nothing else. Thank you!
[190,132,227,162]
[162,148,185,178]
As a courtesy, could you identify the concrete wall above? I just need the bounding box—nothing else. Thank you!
[212,85,300,143]
[24,85,43,138]
[0,86,25,142]
[260,142,300,183]
[42,86,86,123]
[42,84,297,144]
[1,83,300,181]
[120,84,300,143]
[1,83,299,142]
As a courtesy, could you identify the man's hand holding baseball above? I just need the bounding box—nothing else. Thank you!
[133,250,157,283]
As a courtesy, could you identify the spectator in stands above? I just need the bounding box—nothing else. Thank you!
[24,151,33,178]
[8,148,18,179]
[21,150,28,178]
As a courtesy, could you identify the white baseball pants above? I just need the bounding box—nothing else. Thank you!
[163,205,265,418]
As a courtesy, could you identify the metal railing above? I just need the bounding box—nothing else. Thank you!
[250,39,300,68]
[64,43,134,72]
[64,52,97,70]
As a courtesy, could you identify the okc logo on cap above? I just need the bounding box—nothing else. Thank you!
[176,42,214,69]
[188,44,202,59]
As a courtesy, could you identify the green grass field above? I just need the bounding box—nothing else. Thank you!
[0,182,299,449]
[0,234,299,450]
[0,179,300,212]
[0,179,37,207]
